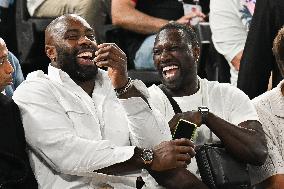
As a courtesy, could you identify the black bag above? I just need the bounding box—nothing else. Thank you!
[195,143,252,189]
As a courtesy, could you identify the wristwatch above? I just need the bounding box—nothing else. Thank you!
[198,106,209,124]
[141,148,154,165]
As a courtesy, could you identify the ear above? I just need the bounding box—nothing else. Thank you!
[192,47,200,63]
[45,45,57,64]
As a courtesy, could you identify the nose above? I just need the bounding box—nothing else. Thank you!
[3,60,14,74]
[160,49,171,63]
[78,35,95,46]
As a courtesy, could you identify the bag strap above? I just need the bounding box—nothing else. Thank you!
[158,84,182,114]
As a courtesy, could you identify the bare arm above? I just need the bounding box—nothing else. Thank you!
[231,50,243,71]
[111,0,205,34]
[149,168,208,189]
[112,0,168,34]
[204,113,267,165]
[171,111,268,165]
[255,174,284,189]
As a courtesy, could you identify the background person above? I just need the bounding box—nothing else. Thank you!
[249,27,284,189]
[0,38,24,97]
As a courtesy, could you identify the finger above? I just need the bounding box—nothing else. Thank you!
[176,153,191,162]
[176,146,196,157]
[96,59,116,68]
[95,45,124,59]
[175,146,193,154]
[175,161,187,169]
[97,43,125,56]
[172,138,195,148]
[95,51,125,63]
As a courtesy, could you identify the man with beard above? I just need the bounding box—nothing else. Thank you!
[148,22,268,180]
[12,14,200,188]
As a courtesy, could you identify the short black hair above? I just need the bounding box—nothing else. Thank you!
[273,26,284,62]
[157,22,200,50]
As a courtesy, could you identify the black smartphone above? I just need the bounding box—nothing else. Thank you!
[173,119,197,140]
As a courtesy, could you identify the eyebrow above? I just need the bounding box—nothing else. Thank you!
[66,28,95,33]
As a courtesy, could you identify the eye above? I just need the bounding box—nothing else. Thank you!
[86,34,95,41]
[65,35,79,40]
[169,46,179,51]
[153,49,161,55]
[0,56,8,65]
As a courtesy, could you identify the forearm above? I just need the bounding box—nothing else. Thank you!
[205,113,267,165]
[149,168,208,189]
[112,0,169,34]
[118,82,172,148]
[255,174,284,189]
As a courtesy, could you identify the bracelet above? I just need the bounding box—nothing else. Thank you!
[114,77,133,96]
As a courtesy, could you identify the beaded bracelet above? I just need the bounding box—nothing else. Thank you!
[114,77,133,96]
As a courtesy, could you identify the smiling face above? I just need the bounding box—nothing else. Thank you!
[45,14,98,82]
[153,28,199,91]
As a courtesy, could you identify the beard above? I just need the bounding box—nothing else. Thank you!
[56,46,98,82]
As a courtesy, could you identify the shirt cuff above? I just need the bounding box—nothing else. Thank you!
[119,97,150,115]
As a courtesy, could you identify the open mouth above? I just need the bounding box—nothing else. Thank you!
[77,51,95,65]
[162,65,180,79]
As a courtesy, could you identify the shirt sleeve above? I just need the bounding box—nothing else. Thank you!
[218,83,259,125]
[119,80,172,149]
[209,0,247,63]
[13,79,135,177]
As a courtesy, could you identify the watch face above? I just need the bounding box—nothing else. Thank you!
[198,106,209,114]
[142,149,154,163]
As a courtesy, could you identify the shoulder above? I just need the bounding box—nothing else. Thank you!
[0,93,14,108]
[148,84,165,99]
[13,71,53,102]
[252,87,280,117]
[203,79,248,99]
[8,51,20,67]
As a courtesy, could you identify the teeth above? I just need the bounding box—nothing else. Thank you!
[162,65,178,72]
[165,73,175,79]
[77,52,93,58]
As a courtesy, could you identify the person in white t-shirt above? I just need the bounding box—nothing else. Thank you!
[148,22,268,179]
[210,0,256,86]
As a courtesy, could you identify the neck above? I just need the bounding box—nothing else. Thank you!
[76,79,96,97]
[168,77,199,97]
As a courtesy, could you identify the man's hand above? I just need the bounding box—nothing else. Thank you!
[169,111,202,134]
[94,43,128,89]
[231,50,243,71]
[151,138,195,171]
[177,9,205,25]
[0,61,14,92]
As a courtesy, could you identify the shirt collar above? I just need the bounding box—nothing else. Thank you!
[47,64,112,96]
[270,80,284,117]
[48,64,69,85]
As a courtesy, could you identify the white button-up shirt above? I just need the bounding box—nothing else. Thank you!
[13,65,171,188]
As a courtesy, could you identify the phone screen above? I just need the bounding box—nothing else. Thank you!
[173,119,197,140]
